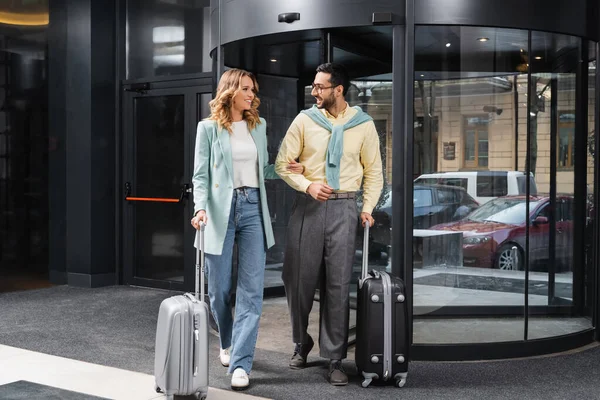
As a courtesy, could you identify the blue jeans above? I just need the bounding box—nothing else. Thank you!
[205,187,266,374]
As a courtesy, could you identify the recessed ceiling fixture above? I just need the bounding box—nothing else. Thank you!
[0,11,48,26]
[445,42,451,47]
[270,59,278,63]
[535,56,542,60]
[477,37,490,42]
[420,74,425,77]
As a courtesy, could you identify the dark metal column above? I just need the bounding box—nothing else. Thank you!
[320,31,333,63]
[573,41,589,314]
[548,77,558,304]
[594,42,600,340]
[48,0,118,287]
[524,31,532,340]
[48,0,68,284]
[514,76,519,171]
[393,0,414,352]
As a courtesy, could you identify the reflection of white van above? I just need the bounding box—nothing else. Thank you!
[414,171,537,204]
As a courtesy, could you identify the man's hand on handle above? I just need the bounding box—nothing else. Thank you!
[307,183,333,202]
[361,212,374,228]
[191,210,208,230]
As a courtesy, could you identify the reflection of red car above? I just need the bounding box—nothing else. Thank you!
[430,196,574,271]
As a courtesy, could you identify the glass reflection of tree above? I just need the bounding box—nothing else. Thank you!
[528,78,551,176]
[415,80,437,175]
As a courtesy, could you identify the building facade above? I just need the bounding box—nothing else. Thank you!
[0,0,599,361]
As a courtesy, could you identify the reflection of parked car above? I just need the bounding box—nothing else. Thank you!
[430,195,574,271]
[368,184,479,251]
[414,171,537,204]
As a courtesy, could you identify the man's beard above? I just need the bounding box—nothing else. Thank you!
[316,92,335,110]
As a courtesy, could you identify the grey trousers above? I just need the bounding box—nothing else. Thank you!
[282,193,358,360]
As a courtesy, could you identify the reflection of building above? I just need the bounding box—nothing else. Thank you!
[353,76,596,194]
[428,76,595,195]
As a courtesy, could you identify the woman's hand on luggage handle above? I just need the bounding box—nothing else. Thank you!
[361,212,374,228]
[191,210,207,230]
[287,160,304,174]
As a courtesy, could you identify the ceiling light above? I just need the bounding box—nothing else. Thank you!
[520,48,524,53]
[535,56,542,60]
[0,11,48,26]
[270,59,278,63]
[420,74,425,77]
[445,42,451,48]
[477,37,489,42]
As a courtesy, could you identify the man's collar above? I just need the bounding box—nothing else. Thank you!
[322,102,350,119]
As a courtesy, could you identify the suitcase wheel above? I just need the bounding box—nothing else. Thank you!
[395,377,407,388]
[154,384,162,393]
[361,378,372,388]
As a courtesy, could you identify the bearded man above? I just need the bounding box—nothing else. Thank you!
[275,62,383,386]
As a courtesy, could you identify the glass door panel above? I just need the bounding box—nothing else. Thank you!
[412,26,528,344]
[123,85,210,290]
[329,25,394,338]
[527,31,592,339]
[133,94,186,281]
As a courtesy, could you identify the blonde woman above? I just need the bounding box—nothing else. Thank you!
[190,69,302,390]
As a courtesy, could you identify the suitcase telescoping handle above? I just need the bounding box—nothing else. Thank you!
[195,222,206,301]
[361,220,370,281]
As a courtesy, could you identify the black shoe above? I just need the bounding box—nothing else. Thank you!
[328,360,348,386]
[289,335,314,369]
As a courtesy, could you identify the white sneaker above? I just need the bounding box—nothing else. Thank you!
[219,347,230,367]
[231,367,249,390]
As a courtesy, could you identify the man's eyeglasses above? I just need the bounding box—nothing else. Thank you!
[311,83,336,93]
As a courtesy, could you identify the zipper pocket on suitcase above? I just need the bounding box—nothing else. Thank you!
[381,271,393,381]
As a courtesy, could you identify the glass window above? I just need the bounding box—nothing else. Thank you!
[436,189,456,204]
[585,43,596,322]
[126,0,211,79]
[464,116,489,168]
[414,189,433,207]
[476,175,508,197]
[517,175,538,195]
[527,30,587,339]
[469,198,540,225]
[558,112,575,169]
[414,25,530,344]
[441,178,469,190]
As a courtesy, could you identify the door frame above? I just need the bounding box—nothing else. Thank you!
[120,74,213,291]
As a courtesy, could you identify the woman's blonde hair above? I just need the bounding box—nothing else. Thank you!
[207,69,261,132]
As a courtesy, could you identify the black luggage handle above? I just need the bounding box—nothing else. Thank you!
[195,222,206,301]
[360,221,370,287]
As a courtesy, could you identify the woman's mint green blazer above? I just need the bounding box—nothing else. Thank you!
[192,118,278,255]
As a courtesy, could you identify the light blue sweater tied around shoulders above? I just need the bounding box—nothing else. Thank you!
[301,105,373,189]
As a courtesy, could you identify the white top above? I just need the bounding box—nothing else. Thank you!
[230,120,259,189]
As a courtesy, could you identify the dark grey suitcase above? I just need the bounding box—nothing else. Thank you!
[154,223,209,400]
[355,222,409,388]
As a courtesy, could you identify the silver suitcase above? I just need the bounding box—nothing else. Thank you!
[154,223,209,400]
